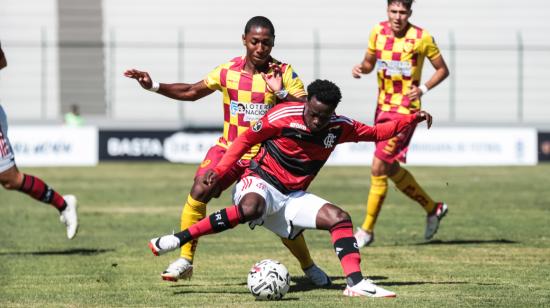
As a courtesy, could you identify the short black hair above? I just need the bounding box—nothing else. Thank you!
[307,79,342,108]
[244,16,275,37]
[388,0,414,10]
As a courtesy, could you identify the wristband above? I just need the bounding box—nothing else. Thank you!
[148,81,160,92]
[419,84,429,95]
[275,89,289,100]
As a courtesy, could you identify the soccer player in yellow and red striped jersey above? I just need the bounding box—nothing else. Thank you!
[351,0,450,247]
[124,16,330,286]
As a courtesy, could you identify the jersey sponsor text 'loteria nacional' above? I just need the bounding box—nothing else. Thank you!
[204,56,305,159]
[368,21,441,114]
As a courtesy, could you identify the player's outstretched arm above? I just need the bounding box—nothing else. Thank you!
[351,110,432,142]
[416,110,432,129]
[124,68,214,101]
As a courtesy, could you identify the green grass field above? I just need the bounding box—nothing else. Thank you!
[1,163,549,307]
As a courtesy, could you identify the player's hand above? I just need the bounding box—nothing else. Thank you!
[203,169,219,186]
[351,64,363,79]
[261,62,283,92]
[123,69,153,90]
[415,110,433,129]
[406,84,423,101]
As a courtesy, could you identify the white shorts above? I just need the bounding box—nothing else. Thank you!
[232,176,330,239]
[0,105,15,173]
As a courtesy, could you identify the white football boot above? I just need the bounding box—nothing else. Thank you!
[354,227,374,248]
[161,258,193,282]
[425,202,449,240]
[343,279,396,298]
[60,195,78,239]
[303,263,331,286]
[148,235,180,256]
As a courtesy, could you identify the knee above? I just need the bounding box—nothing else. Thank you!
[189,178,216,202]
[0,178,19,190]
[371,159,399,177]
[332,208,351,223]
[371,160,386,176]
[239,197,265,221]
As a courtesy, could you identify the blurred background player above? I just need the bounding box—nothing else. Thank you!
[351,0,450,246]
[148,79,433,298]
[0,42,78,239]
[124,16,330,285]
[64,104,84,127]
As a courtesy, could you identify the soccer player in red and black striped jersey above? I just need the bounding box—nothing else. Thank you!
[148,79,432,297]
[351,0,450,246]
[0,42,78,240]
[125,16,328,285]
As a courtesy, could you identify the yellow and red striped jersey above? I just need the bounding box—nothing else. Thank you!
[367,21,441,114]
[204,56,305,159]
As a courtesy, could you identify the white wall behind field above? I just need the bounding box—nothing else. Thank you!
[1,0,549,127]
[0,0,59,120]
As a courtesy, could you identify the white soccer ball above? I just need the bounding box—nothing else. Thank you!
[247,259,290,300]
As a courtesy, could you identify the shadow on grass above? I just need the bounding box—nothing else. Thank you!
[415,239,518,246]
[173,288,301,300]
[170,281,247,288]
[0,248,114,256]
[379,281,501,287]
[289,276,346,292]
[173,289,251,295]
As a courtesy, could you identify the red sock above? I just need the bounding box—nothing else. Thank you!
[19,174,66,211]
[187,205,242,239]
[330,220,363,284]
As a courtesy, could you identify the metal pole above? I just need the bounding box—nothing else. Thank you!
[107,28,115,118]
[177,28,185,127]
[313,29,320,79]
[41,27,47,120]
[448,30,456,122]
[517,31,523,123]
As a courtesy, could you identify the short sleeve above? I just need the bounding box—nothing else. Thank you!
[422,31,441,60]
[367,27,378,55]
[282,64,306,98]
[204,65,223,91]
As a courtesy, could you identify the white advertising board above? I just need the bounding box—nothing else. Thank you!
[327,127,538,166]
[10,126,98,166]
[163,132,219,163]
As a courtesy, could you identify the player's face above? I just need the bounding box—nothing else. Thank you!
[387,2,411,36]
[243,26,274,68]
[303,96,336,133]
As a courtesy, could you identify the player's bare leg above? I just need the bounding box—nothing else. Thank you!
[0,165,78,239]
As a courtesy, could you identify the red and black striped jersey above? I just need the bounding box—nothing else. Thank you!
[213,102,417,193]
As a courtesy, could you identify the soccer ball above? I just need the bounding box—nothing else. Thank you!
[247,259,290,300]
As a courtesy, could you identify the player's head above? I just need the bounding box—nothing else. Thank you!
[387,0,413,36]
[304,80,342,133]
[243,16,275,68]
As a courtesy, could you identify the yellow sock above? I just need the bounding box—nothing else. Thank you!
[390,167,436,214]
[361,175,388,232]
[179,194,207,262]
[281,233,314,270]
